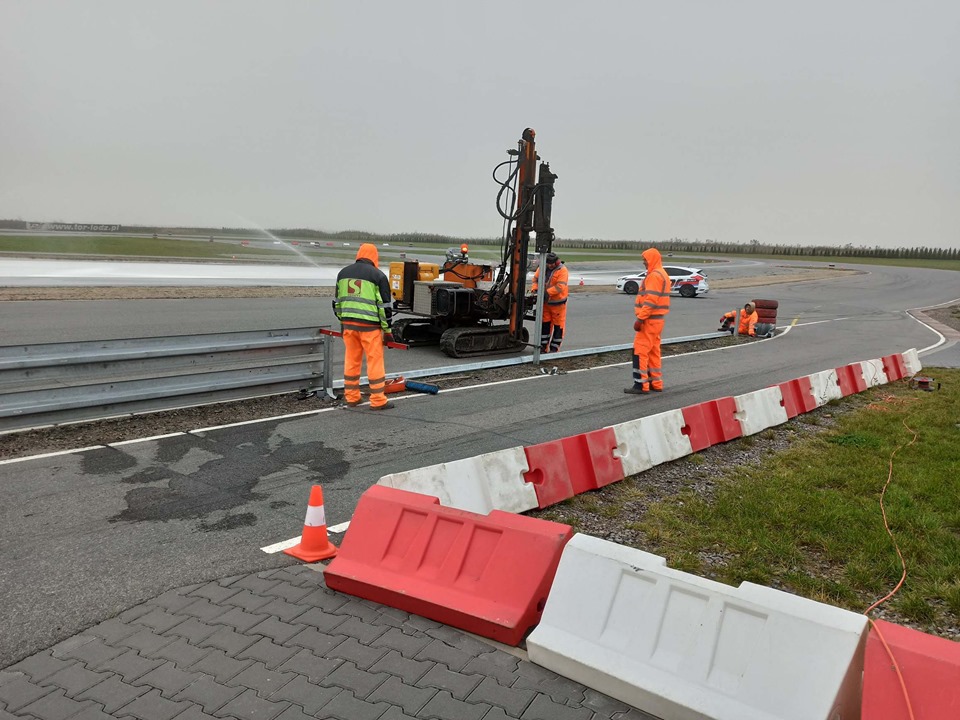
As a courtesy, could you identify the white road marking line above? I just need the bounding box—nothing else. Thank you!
[328,521,351,534]
[109,433,186,446]
[190,408,333,433]
[0,446,105,465]
[261,536,302,553]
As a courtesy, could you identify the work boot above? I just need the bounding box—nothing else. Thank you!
[623,386,648,395]
[344,398,362,407]
[650,387,663,393]
[371,401,395,411]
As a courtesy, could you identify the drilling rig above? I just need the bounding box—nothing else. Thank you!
[389,128,558,358]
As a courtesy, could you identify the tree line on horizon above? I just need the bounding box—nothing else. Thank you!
[0,218,955,260]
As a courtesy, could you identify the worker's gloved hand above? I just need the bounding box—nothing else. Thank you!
[633,319,643,332]
[383,333,395,345]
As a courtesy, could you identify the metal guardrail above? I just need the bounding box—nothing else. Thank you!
[330,331,733,387]
[0,327,332,433]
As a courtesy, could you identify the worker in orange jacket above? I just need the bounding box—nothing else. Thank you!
[531,252,569,353]
[720,302,758,336]
[333,243,395,410]
[625,247,671,394]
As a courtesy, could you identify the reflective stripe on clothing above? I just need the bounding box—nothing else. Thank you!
[335,258,393,332]
[341,328,389,407]
[635,267,671,322]
[633,319,665,391]
[539,304,567,353]
[532,264,570,305]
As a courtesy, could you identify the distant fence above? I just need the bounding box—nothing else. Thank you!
[0,327,332,433]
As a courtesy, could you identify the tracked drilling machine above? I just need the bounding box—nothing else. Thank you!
[389,128,558,358]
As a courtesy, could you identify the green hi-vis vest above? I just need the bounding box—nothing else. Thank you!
[335,277,389,330]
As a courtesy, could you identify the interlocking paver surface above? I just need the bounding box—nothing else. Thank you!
[1,566,655,720]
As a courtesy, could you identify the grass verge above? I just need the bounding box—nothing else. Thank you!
[540,368,960,638]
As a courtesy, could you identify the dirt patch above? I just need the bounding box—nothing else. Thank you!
[918,304,960,334]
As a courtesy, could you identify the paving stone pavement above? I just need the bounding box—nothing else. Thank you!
[1,565,658,720]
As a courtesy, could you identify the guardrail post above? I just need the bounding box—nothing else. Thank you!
[321,331,334,398]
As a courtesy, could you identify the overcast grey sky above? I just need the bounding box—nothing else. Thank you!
[2,1,957,249]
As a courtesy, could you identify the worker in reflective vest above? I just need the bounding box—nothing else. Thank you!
[531,252,569,353]
[625,247,671,394]
[333,243,395,410]
[720,302,758,336]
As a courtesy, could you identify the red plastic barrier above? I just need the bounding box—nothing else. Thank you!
[323,486,573,646]
[882,354,909,382]
[777,377,817,419]
[836,363,868,396]
[523,428,624,508]
[680,397,741,452]
[862,619,960,719]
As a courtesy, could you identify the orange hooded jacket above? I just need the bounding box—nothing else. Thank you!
[635,248,671,323]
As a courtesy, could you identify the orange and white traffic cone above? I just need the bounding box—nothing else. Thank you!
[283,485,338,562]
[579,277,584,286]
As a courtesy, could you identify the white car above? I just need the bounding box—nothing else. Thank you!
[616,265,710,297]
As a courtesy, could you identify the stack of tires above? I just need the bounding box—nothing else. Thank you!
[753,298,778,337]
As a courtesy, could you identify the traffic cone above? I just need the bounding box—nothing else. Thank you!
[579,277,584,286]
[283,485,337,562]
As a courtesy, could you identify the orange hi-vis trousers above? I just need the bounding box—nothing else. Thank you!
[342,326,388,408]
[632,319,664,391]
[539,303,567,353]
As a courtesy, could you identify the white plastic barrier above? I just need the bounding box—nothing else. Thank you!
[734,386,789,436]
[609,409,692,476]
[807,368,843,407]
[528,534,868,720]
[902,347,922,376]
[377,446,537,515]
[860,359,888,388]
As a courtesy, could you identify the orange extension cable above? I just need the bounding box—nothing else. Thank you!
[862,407,920,720]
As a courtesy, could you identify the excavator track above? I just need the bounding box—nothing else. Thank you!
[391,319,439,347]
[439,326,528,358]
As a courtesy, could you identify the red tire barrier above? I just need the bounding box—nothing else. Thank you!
[862,619,960,719]
[523,428,624,508]
[777,377,817,418]
[323,485,573,646]
[881,353,908,382]
[681,397,742,452]
[756,310,778,322]
[836,363,868,396]
[752,298,779,310]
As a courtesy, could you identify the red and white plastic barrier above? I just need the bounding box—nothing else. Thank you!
[862,619,960,719]
[734,386,789,436]
[324,486,573,646]
[609,409,692,475]
[681,397,742,451]
[527,534,869,720]
[376,350,922,517]
[377,446,537,514]
[902,348,922,376]
[523,428,624,509]
[808,368,844,406]
[860,358,889,387]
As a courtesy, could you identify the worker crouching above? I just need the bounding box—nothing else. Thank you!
[531,252,569,353]
[720,302,758,337]
[334,243,395,410]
